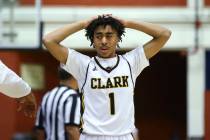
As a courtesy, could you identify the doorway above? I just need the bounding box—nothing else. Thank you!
[134,51,186,140]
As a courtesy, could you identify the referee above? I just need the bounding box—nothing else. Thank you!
[35,67,81,140]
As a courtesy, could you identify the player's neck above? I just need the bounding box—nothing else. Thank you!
[97,54,117,59]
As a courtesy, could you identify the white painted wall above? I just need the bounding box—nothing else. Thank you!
[0,6,210,49]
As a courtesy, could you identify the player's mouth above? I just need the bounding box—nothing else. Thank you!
[100,47,109,52]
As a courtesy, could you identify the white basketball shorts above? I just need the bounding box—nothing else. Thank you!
[80,133,134,140]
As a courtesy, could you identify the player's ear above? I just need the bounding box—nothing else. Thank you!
[117,44,120,48]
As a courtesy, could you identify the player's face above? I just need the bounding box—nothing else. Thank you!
[93,25,119,58]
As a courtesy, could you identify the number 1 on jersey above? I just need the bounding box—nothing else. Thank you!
[109,93,115,115]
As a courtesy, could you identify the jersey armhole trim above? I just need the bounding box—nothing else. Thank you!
[121,55,135,89]
[81,62,90,94]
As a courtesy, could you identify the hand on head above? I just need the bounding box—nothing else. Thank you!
[16,92,37,118]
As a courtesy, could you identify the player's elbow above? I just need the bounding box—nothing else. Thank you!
[161,29,172,40]
[42,35,56,49]
[42,35,53,45]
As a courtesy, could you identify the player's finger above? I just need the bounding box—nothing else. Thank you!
[25,108,36,118]
[17,104,22,112]
[26,112,32,118]
[24,111,28,117]
[26,109,33,118]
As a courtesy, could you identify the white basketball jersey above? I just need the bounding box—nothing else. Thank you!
[63,46,149,135]
[81,55,136,135]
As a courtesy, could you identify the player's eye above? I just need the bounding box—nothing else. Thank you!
[106,34,113,39]
[96,35,102,39]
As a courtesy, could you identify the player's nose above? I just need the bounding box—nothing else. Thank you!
[102,37,107,44]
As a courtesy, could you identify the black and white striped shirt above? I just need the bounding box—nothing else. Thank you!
[35,85,81,140]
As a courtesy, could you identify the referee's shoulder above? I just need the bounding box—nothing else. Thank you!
[66,88,80,96]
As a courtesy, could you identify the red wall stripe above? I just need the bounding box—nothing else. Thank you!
[205,91,210,140]
[19,0,186,6]
[205,0,210,6]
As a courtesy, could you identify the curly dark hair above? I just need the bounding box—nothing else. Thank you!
[85,15,125,47]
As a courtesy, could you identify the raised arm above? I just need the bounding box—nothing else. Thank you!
[43,20,90,64]
[123,20,171,59]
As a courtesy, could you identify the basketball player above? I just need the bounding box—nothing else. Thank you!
[43,15,171,140]
[35,68,81,140]
[0,60,37,118]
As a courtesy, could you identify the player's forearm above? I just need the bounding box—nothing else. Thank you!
[68,132,80,140]
[66,126,80,140]
[125,20,171,39]
[42,21,86,63]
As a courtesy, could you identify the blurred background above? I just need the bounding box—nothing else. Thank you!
[0,0,210,139]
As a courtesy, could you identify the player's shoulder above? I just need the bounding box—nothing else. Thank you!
[68,48,91,59]
[122,45,144,59]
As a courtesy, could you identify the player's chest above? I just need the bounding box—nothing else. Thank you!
[86,64,132,90]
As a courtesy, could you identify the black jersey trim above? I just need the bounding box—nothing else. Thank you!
[131,133,135,140]
[93,55,120,73]
[69,94,78,124]
[80,94,85,133]
[121,55,134,88]
[80,62,91,133]
[81,62,90,93]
